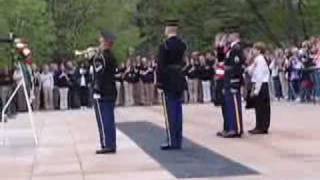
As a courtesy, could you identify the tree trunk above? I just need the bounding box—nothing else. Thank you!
[245,0,283,47]
[298,0,308,40]
[285,0,305,45]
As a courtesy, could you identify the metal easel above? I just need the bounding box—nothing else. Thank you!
[1,62,38,146]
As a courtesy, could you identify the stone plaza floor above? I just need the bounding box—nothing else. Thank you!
[0,102,320,180]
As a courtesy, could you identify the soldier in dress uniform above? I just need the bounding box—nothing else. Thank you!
[218,32,245,138]
[92,30,118,154]
[215,45,227,135]
[157,19,187,150]
[215,33,228,136]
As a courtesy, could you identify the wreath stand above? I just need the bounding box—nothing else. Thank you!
[1,62,38,146]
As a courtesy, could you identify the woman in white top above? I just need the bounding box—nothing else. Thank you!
[248,42,271,135]
[40,64,54,110]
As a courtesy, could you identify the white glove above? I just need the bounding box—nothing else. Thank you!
[93,93,101,99]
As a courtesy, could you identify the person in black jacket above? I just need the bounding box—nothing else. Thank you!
[76,62,90,108]
[199,54,213,103]
[66,61,81,109]
[92,30,118,154]
[187,56,200,103]
[0,67,15,117]
[157,19,187,150]
[182,56,191,103]
[56,64,70,110]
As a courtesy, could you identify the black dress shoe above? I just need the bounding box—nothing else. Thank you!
[96,148,116,154]
[248,129,268,135]
[248,129,257,134]
[216,131,227,137]
[160,144,181,150]
[222,131,242,138]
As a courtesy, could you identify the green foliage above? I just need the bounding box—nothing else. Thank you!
[46,0,141,62]
[1,0,320,66]
[0,0,141,65]
[0,0,55,65]
[135,0,255,52]
[135,0,320,50]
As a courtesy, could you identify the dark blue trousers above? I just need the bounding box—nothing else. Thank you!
[221,105,228,131]
[94,99,116,149]
[164,92,183,148]
[224,90,243,134]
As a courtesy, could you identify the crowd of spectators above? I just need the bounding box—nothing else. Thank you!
[0,36,320,115]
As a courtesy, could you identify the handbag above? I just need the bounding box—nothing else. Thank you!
[245,83,256,109]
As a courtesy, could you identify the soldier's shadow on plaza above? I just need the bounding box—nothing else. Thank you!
[118,121,259,179]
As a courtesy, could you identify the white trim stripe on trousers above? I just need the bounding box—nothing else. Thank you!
[96,99,106,147]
